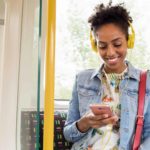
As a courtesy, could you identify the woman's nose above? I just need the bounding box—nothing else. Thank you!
[107,45,115,57]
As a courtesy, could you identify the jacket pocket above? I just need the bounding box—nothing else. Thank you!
[127,89,138,99]
[78,86,99,116]
[78,87,98,96]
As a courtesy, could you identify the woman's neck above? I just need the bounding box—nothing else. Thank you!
[104,63,127,74]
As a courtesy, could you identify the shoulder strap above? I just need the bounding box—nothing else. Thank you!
[133,71,147,150]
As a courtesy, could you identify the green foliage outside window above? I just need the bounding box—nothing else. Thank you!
[55,0,150,100]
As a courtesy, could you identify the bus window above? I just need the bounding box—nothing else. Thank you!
[55,0,100,101]
[16,0,41,149]
[55,0,150,102]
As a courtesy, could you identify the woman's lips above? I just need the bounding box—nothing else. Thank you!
[106,56,120,65]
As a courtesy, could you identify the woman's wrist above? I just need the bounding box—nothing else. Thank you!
[76,117,90,133]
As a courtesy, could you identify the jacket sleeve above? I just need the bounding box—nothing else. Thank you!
[63,75,88,142]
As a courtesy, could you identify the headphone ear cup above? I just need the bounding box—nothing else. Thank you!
[90,31,98,52]
[127,34,134,49]
[127,22,135,49]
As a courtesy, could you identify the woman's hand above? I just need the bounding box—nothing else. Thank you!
[76,110,118,133]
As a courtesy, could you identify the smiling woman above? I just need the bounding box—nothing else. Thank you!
[63,2,150,150]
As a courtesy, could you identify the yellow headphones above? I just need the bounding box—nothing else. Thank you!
[90,21,135,52]
[90,31,98,52]
[127,21,135,49]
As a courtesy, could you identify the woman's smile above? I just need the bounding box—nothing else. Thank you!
[106,56,121,65]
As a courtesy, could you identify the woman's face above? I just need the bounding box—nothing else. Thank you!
[96,23,128,73]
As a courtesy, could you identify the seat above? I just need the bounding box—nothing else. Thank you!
[21,110,72,150]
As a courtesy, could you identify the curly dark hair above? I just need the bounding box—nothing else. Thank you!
[88,2,133,40]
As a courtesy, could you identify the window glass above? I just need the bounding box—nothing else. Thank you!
[55,0,150,100]
[17,0,41,149]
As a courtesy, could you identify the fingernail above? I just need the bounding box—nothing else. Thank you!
[104,114,108,117]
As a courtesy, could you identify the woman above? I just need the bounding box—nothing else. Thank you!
[63,2,150,150]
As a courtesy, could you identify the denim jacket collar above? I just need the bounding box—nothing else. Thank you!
[90,60,140,81]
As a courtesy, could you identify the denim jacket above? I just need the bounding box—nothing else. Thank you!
[63,61,150,150]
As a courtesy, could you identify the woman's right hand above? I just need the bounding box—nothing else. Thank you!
[76,111,118,133]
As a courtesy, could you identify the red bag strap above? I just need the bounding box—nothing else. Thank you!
[133,71,147,150]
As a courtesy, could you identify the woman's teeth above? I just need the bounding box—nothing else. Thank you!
[108,57,118,62]
[107,57,119,64]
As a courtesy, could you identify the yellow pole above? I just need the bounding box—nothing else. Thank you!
[44,0,56,149]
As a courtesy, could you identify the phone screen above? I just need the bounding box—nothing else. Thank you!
[90,104,113,116]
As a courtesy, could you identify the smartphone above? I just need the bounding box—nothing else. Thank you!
[90,104,113,116]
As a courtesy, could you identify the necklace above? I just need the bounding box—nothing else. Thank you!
[107,72,125,93]
[100,67,129,105]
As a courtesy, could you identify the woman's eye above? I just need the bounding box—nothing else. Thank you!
[97,44,107,49]
[114,44,121,47]
[99,46,107,49]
